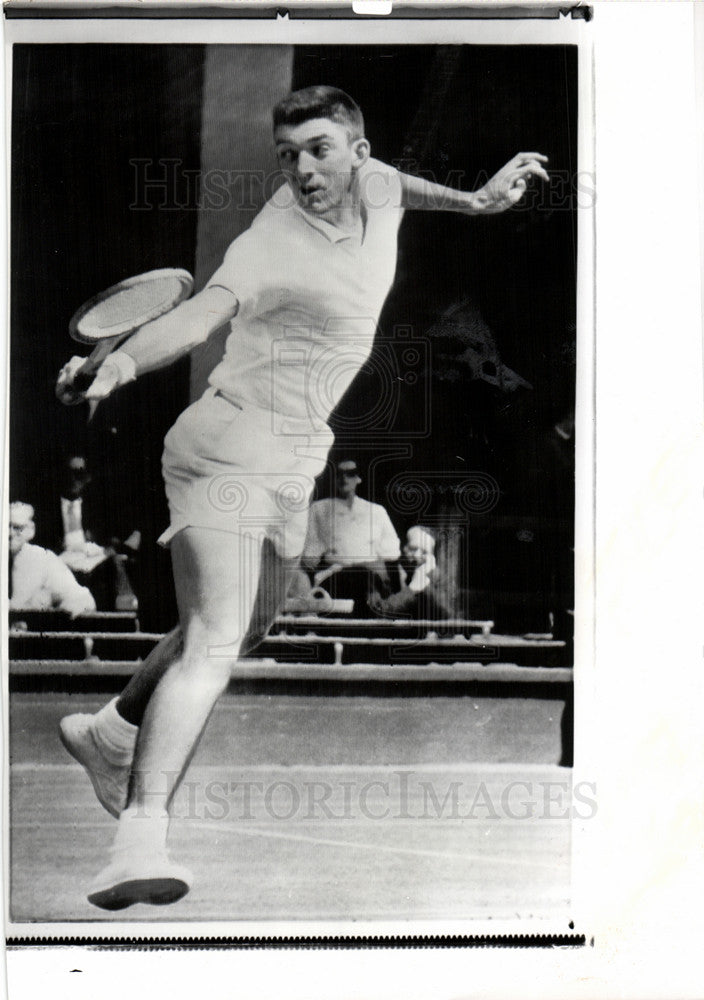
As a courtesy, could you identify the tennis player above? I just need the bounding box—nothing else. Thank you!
[57,85,548,909]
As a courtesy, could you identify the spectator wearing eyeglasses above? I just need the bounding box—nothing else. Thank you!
[8,501,96,616]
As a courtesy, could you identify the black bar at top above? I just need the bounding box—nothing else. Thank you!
[4,4,593,21]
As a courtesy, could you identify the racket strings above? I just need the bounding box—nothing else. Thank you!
[70,269,193,343]
[79,278,186,332]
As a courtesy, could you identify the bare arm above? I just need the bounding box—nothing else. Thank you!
[120,285,238,376]
[399,152,549,215]
[57,284,239,402]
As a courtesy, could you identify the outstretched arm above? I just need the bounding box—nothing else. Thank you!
[399,152,549,215]
[117,284,239,376]
[57,284,239,402]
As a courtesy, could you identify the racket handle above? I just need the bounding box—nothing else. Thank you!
[72,360,100,393]
[71,336,119,393]
[56,360,99,406]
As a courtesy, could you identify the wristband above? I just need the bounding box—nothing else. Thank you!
[106,350,137,386]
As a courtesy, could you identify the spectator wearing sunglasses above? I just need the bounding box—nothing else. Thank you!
[301,459,401,612]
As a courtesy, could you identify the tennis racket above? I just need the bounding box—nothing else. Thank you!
[59,267,194,403]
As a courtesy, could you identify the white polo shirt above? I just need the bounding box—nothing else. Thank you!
[206,158,404,432]
[303,496,401,567]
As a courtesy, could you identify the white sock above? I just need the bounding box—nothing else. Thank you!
[92,697,138,765]
[111,806,169,858]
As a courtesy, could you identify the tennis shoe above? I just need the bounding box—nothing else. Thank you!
[59,712,129,818]
[87,851,192,910]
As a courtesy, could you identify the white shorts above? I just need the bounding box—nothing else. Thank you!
[159,387,333,558]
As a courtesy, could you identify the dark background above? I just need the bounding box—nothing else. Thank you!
[11,44,577,631]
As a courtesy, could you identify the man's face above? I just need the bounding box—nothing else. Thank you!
[274,118,367,217]
[335,462,360,498]
[9,511,34,555]
[403,530,433,566]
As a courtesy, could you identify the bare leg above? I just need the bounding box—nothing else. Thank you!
[58,624,186,816]
[241,538,299,652]
[88,528,262,907]
[87,530,297,908]
[128,528,275,816]
[67,539,295,825]
[115,539,296,727]
[126,538,297,806]
[116,626,183,725]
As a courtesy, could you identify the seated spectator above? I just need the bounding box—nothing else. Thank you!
[301,459,401,614]
[56,454,139,611]
[9,502,96,616]
[369,525,457,620]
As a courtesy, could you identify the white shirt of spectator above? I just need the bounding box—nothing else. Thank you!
[303,496,401,567]
[10,542,96,617]
[206,158,403,433]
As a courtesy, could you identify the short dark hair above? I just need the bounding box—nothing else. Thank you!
[273,86,365,140]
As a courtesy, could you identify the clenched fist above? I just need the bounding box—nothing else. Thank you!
[56,352,135,406]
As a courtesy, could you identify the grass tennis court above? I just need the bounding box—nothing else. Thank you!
[10,692,571,924]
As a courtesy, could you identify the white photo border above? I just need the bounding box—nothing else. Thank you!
[4,5,593,944]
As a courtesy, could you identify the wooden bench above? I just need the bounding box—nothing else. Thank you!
[8,624,568,668]
[8,609,139,633]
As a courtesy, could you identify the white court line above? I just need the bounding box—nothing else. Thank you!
[14,697,412,711]
[13,697,547,713]
[184,820,566,872]
[10,794,569,867]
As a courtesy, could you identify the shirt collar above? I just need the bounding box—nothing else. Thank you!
[293,203,363,245]
[333,496,360,511]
